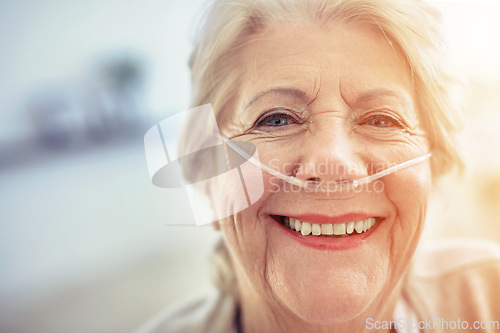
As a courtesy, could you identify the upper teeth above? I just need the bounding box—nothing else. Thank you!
[282,217,376,236]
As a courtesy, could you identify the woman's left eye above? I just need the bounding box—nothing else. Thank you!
[362,114,403,128]
[256,113,295,128]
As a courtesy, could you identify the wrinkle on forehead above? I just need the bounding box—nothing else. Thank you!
[236,21,415,118]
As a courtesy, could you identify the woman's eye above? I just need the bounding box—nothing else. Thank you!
[256,113,295,127]
[363,115,403,128]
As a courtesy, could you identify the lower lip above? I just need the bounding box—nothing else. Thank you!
[273,218,380,251]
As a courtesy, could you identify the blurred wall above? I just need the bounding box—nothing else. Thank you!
[424,1,500,242]
[0,0,499,332]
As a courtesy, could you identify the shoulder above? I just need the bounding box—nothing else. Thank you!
[134,288,238,333]
[403,238,500,326]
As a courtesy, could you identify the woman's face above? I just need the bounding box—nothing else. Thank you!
[217,22,431,325]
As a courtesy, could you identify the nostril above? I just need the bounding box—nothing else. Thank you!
[307,177,321,183]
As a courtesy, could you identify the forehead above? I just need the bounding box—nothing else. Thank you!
[236,22,414,112]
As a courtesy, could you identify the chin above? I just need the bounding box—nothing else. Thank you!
[268,249,387,325]
[295,294,375,324]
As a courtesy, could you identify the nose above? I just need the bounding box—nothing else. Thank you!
[293,115,368,186]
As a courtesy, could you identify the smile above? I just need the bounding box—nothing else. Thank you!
[279,216,378,237]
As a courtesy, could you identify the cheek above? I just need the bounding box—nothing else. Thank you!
[218,169,279,276]
[385,163,431,223]
[206,141,267,224]
[383,162,431,271]
[364,134,431,229]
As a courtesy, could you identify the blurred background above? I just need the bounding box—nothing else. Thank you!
[0,0,499,332]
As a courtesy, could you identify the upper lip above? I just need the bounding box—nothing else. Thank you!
[278,213,378,224]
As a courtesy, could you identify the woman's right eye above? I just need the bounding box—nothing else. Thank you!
[256,112,296,128]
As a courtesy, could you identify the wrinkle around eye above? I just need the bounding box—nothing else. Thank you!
[353,125,424,147]
[230,121,309,146]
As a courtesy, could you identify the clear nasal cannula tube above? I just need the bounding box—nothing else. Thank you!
[222,137,431,193]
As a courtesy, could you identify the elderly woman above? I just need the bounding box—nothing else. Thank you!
[140,0,500,332]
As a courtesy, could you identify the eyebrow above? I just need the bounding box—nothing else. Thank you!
[244,87,310,111]
[244,87,411,111]
[353,88,411,107]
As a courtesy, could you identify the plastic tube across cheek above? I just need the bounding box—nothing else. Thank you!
[222,137,431,194]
